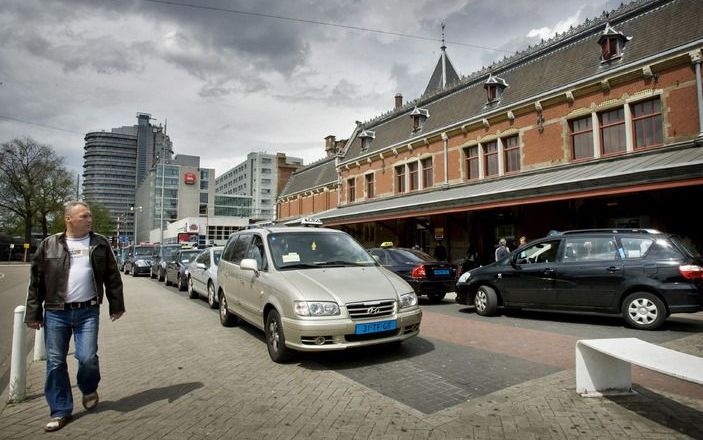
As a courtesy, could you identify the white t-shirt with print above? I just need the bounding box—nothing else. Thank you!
[65,235,97,303]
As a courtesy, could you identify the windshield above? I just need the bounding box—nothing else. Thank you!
[213,250,222,265]
[162,246,180,258]
[134,247,153,256]
[179,250,200,263]
[268,231,376,270]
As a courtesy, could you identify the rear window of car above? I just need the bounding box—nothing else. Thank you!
[388,249,433,264]
[669,236,699,258]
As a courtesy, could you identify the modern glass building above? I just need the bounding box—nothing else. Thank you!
[82,113,173,243]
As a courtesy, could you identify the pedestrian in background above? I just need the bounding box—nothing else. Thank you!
[495,238,510,261]
[519,236,527,246]
[25,201,125,432]
[434,241,447,261]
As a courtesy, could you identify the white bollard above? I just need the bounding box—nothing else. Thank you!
[9,305,27,403]
[34,326,45,361]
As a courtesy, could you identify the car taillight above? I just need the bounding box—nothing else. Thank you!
[679,264,703,280]
[411,264,426,279]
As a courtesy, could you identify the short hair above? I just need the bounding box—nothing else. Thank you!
[499,238,507,246]
[64,201,90,216]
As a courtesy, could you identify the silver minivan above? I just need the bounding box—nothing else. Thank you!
[217,226,422,362]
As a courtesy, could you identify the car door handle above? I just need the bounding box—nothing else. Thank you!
[607,266,621,272]
[542,268,554,275]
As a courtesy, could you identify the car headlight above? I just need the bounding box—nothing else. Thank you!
[399,292,418,308]
[458,271,471,283]
[294,301,340,316]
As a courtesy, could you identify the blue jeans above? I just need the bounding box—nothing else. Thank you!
[44,306,101,418]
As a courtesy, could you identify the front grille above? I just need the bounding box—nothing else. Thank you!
[346,300,396,319]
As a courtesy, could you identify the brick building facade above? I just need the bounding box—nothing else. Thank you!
[278,0,703,264]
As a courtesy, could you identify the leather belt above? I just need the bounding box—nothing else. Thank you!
[65,298,98,309]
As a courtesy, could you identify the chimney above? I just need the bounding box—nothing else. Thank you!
[395,93,403,109]
[325,135,337,157]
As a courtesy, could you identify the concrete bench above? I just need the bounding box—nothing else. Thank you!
[575,337,703,397]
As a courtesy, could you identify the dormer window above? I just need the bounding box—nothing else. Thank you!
[484,73,508,103]
[409,107,430,132]
[359,129,375,152]
[598,21,629,62]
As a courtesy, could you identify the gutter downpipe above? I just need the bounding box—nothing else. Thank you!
[442,132,449,186]
[692,49,703,140]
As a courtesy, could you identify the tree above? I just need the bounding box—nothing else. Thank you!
[0,137,74,242]
[35,164,76,237]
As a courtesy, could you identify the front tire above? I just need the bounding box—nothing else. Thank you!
[474,285,498,316]
[131,266,137,277]
[265,310,293,363]
[188,277,198,299]
[218,293,237,327]
[207,282,218,309]
[158,268,165,282]
[622,292,666,330]
[177,274,186,291]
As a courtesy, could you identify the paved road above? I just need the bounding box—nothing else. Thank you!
[0,264,33,398]
[2,272,702,438]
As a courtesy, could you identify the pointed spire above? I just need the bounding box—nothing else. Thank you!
[423,23,460,96]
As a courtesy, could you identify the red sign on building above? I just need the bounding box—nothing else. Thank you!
[184,172,197,185]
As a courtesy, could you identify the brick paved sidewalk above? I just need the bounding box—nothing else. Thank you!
[1,277,702,439]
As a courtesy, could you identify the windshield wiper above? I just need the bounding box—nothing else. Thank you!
[314,260,371,267]
[278,263,321,270]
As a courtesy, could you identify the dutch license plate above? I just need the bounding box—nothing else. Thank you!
[355,320,397,335]
[434,269,450,276]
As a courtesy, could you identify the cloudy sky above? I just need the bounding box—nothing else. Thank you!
[0,0,620,179]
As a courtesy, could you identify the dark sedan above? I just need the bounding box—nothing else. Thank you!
[165,249,201,291]
[455,229,703,330]
[368,247,457,303]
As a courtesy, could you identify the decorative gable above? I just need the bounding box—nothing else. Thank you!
[598,21,630,62]
[409,107,430,132]
[359,129,376,152]
[484,73,508,103]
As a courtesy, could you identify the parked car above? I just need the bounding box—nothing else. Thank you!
[367,246,457,303]
[455,229,703,330]
[217,227,422,363]
[165,248,201,290]
[150,243,182,281]
[123,244,155,277]
[187,246,224,308]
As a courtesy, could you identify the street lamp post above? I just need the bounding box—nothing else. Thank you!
[130,205,142,244]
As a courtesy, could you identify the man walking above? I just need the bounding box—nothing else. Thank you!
[25,201,125,432]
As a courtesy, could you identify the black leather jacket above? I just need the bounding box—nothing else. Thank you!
[25,232,125,323]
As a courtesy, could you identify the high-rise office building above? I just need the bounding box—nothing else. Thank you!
[215,152,303,221]
[82,113,172,242]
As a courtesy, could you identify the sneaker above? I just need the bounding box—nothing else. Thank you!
[82,392,99,411]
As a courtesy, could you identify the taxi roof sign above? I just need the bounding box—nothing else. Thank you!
[380,241,394,248]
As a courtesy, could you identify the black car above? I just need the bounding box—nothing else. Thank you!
[123,244,155,277]
[150,244,182,281]
[455,229,703,330]
[368,247,457,303]
[165,249,201,291]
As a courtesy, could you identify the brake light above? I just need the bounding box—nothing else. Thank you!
[410,264,426,279]
[679,265,703,280]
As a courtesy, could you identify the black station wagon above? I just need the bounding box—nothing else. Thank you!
[455,229,703,330]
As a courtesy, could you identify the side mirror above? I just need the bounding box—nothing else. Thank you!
[240,258,259,274]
